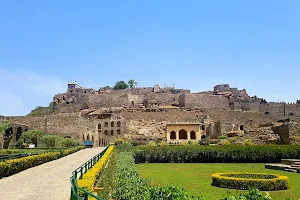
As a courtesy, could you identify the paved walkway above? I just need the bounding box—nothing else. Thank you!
[0,147,105,200]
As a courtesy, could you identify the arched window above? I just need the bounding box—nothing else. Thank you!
[117,121,121,127]
[111,122,114,127]
[16,127,23,140]
[117,130,121,135]
[179,129,187,140]
[104,122,108,127]
[98,124,101,129]
[104,130,108,135]
[170,131,176,140]
[111,130,114,136]
[190,131,196,139]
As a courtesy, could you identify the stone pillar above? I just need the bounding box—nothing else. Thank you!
[167,132,170,142]
[187,132,191,140]
[176,132,179,141]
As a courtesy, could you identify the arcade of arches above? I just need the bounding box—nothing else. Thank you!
[166,123,202,142]
[82,133,109,147]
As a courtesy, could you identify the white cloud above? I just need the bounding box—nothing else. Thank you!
[0,68,66,116]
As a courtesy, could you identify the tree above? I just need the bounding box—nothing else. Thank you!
[128,79,138,89]
[20,130,46,146]
[113,81,129,90]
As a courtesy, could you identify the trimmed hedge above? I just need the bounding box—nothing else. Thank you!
[134,145,300,163]
[0,146,84,178]
[212,172,289,191]
[77,146,114,195]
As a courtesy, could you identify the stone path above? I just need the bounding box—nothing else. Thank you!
[0,147,105,200]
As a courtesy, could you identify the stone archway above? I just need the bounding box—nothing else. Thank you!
[179,129,187,140]
[16,127,23,140]
[170,131,176,140]
[190,131,196,140]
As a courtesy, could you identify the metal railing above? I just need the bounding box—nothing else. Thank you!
[70,146,110,200]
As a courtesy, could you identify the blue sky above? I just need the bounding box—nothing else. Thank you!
[1,1,300,116]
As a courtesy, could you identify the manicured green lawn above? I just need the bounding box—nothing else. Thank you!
[135,163,300,200]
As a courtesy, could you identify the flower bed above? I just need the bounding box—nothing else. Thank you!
[212,172,289,191]
[77,146,114,195]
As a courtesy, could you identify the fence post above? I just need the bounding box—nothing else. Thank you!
[80,166,83,178]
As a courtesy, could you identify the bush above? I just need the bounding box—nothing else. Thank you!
[0,146,84,178]
[212,172,288,191]
[219,135,228,139]
[222,139,230,146]
[59,138,80,148]
[40,135,60,148]
[244,139,254,145]
[133,145,300,163]
[181,141,189,146]
[160,141,168,146]
[0,152,61,178]
[147,141,156,147]
[222,188,273,200]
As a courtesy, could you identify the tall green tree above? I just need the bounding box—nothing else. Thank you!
[113,81,129,90]
[128,79,138,89]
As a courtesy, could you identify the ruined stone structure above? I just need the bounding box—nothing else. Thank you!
[2,82,300,147]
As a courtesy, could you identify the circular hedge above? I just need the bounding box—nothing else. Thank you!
[211,172,289,191]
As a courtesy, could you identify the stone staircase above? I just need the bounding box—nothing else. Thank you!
[265,159,300,173]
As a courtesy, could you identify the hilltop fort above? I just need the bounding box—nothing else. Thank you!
[1,82,300,148]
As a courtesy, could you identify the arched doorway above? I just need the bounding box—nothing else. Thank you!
[16,127,23,140]
[190,131,196,139]
[87,134,90,141]
[201,135,206,139]
[170,131,176,140]
[179,129,187,140]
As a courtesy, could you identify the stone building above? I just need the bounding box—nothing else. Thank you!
[166,122,202,143]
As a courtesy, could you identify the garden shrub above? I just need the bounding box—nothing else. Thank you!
[0,152,61,178]
[133,145,300,163]
[222,188,273,200]
[148,141,156,146]
[212,172,288,191]
[244,139,254,145]
[0,146,84,178]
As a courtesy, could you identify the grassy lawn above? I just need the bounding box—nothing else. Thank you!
[136,163,300,200]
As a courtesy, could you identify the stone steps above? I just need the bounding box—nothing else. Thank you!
[265,159,300,173]
[284,168,297,173]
